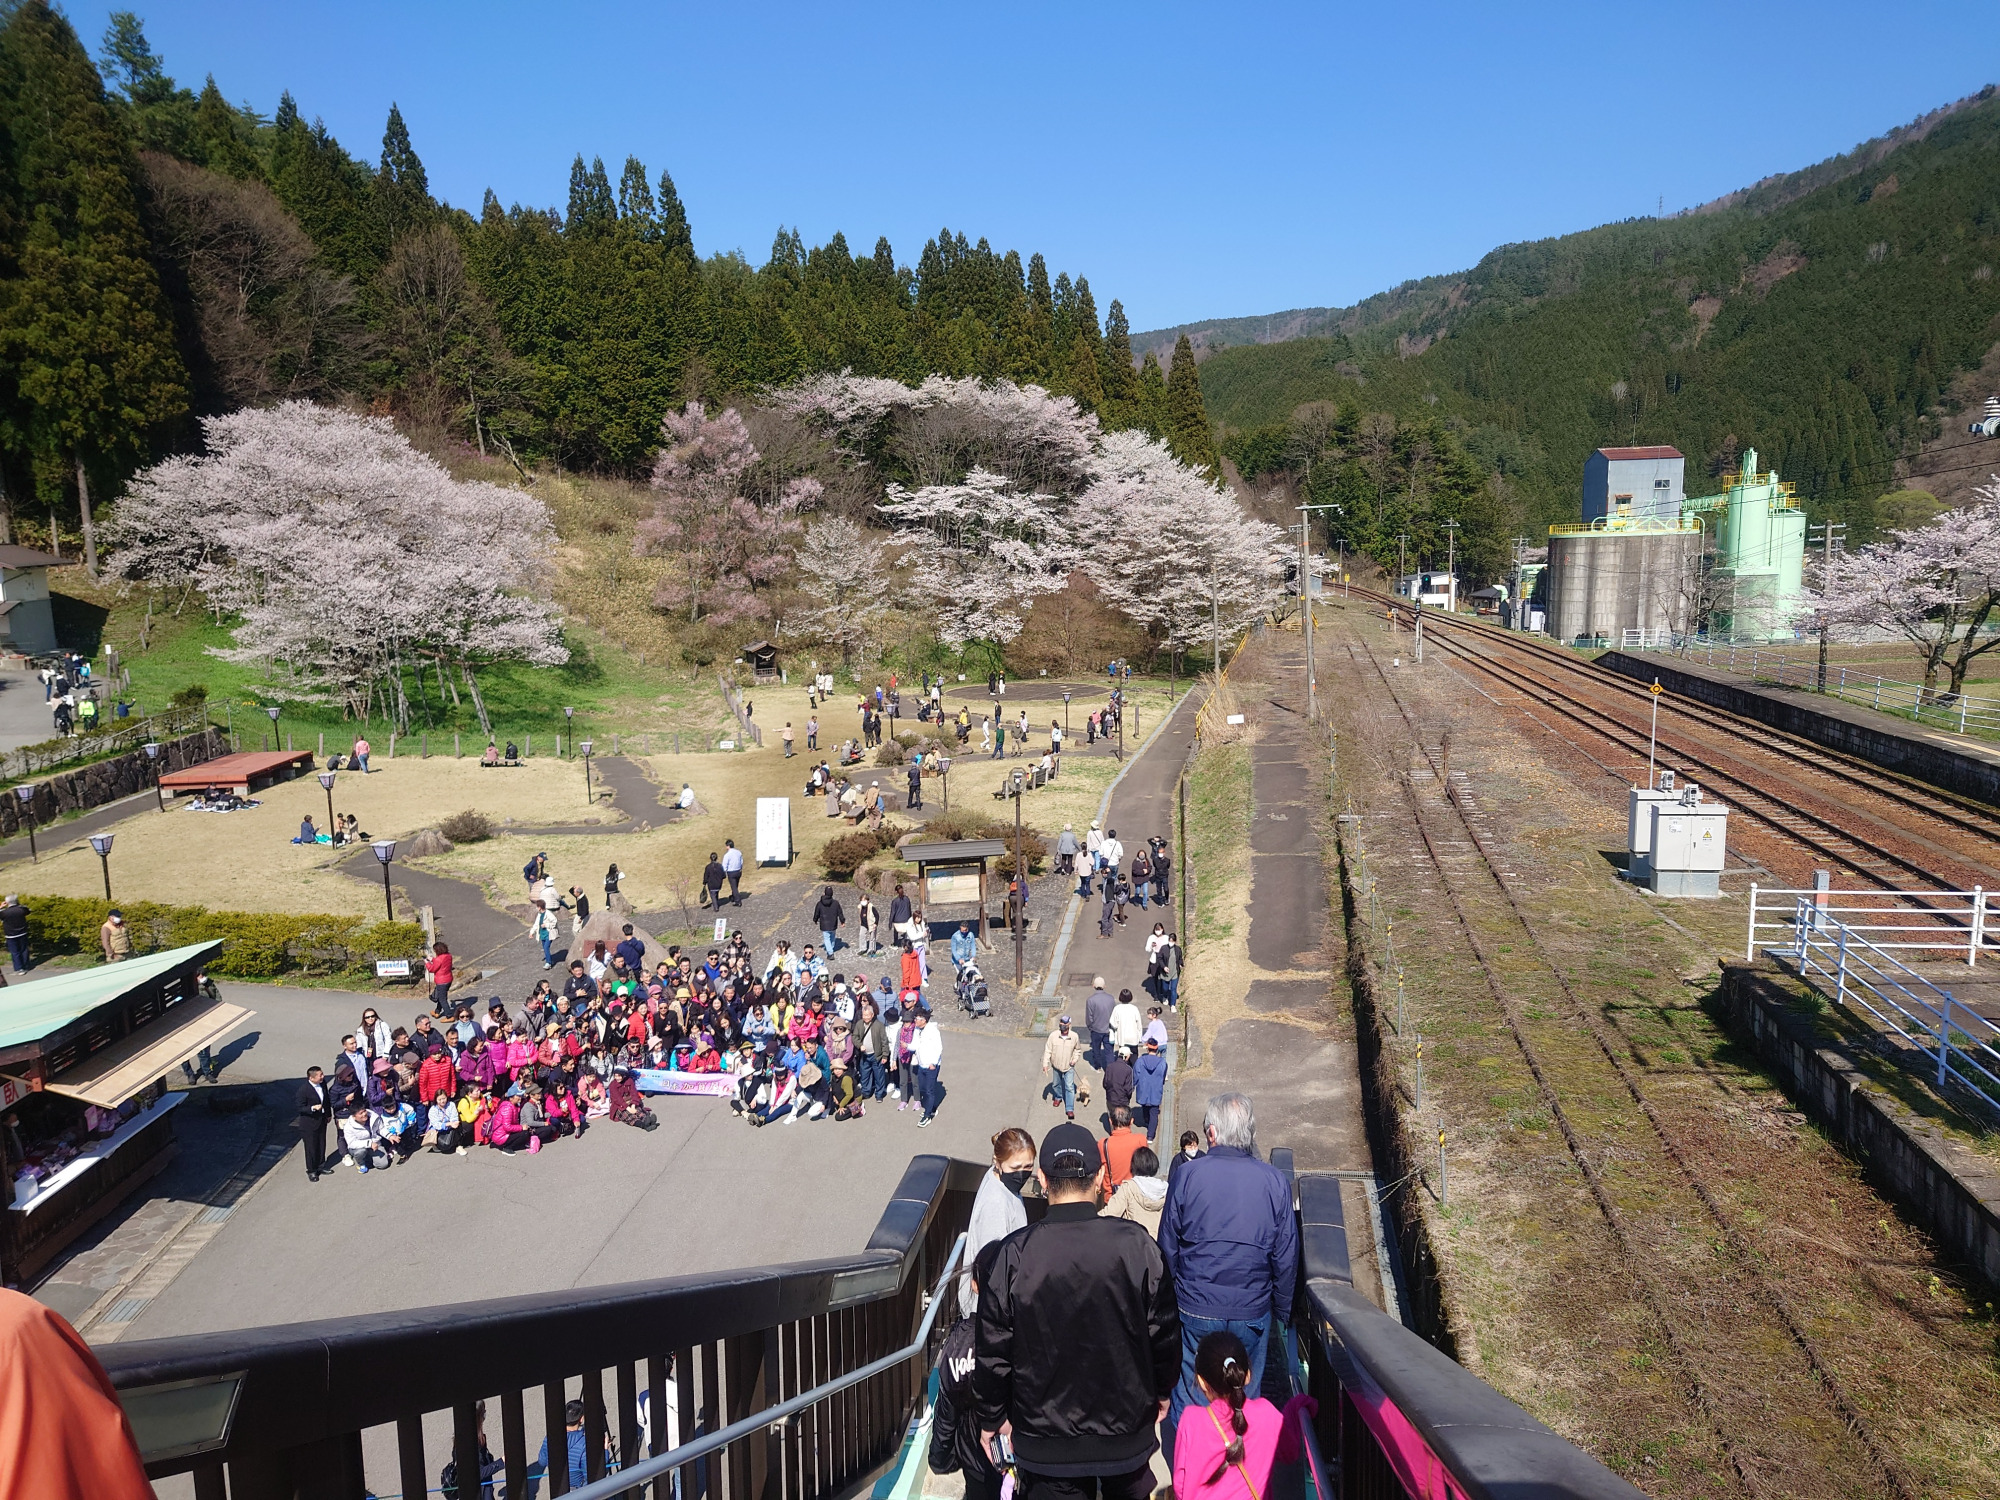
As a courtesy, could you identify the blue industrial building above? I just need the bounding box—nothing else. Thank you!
[1582,445,1685,524]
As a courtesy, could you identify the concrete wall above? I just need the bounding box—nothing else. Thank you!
[1544,532,1697,643]
[1597,653,2000,804]
[0,727,226,835]
[1719,964,2000,1289]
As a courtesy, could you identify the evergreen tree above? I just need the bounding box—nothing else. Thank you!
[565,154,615,232]
[656,166,693,260]
[1068,332,1102,413]
[192,76,260,180]
[375,102,431,240]
[1101,298,1138,411]
[270,112,381,277]
[1165,335,1220,474]
[1136,350,1168,438]
[98,12,174,106]
[0,0,187,568]
[617,155,656,230]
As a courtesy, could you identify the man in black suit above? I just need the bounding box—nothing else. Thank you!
[296,1065,331,1181]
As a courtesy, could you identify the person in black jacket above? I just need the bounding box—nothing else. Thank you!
[296,1065,331,1181]
[973,1121,1179,1500]
[931,1241,1008,1500]
[0,893,29,974]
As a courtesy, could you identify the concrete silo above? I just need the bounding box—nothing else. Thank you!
[1683,447,1806,642]
[1543,514,1703,646]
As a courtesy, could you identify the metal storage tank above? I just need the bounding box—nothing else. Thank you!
[1543,517,1701,645]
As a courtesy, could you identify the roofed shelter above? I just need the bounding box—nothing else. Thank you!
[1,940,250,1282]
[0,543,74,657]
[743,641,781,685]
[900,838,1008,947]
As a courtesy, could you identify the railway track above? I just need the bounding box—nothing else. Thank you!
[1344,630,1915,1500]
[1348,587,2000,890]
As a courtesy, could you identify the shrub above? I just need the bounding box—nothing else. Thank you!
[438,808,493,843]
[822,828,890,880]
[169,684,210,710]
[914,811,1049,878]
[20,895,423,980]
[874,739,906,766]
[894,732,922,749]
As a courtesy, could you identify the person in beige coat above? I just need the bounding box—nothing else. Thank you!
[1041,1014,1084,1119]
[1100,1145,1169,1238]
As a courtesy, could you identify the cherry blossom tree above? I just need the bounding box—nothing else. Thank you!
[1077,430,1288,671]
[788,516,892,670]
[109,401,565,727]
[1812,479,2000,698]
[636,402,815,625]
[877,467,1078,645]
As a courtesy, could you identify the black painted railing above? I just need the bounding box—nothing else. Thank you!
[100,1154,982,1500]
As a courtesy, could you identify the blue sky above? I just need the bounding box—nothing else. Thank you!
[76,1,1996,332]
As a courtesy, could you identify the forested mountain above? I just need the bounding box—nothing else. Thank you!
[0,2,1215,549]
[1171,86,2000,582]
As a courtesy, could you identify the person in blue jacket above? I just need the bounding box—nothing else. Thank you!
[1132,1038,1169,1141]
[1157,1092,1299,1472]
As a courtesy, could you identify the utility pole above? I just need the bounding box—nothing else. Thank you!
[1396,533,1410,594]
[1441,519,1460,612]
[1298,502,1342,722]
[1510,535,1533,630]
[1210,560,1221,678]
[1809,520,1846,692]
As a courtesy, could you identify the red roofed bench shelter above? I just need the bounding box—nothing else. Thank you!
[158,749,314,797]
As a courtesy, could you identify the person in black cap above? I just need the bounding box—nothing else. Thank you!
[972,1121,1179,1500]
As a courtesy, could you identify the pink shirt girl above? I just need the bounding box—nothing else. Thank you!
[1171,1393,1314,1500]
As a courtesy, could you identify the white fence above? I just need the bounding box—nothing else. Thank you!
[1745,883,1993,965]
[1771,897,2000,1116]
[1618,633,2000,738]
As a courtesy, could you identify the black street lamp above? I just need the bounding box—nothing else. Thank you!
[564,706,574,758]
[89,832,114,901]
[317,769,336,836]
[1061,688,1071,744]
[15,786,35,863]
[142,740,164,811]
[1011,767,1025,986]
[581,740,594,804]
[371,838,398,923]
[938,754,952,811]
[264,704,281,751]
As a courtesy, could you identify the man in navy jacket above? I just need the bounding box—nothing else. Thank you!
[1157,1092,1298,1468]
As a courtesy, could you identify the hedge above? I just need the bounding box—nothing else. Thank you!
[20,896,425,980]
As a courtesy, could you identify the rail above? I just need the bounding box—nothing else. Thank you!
[0,703,212,783]
[1770,898,2000,1117]
[100,1153,982,1500]
[1616,635,2000,739]
[1745,882,1994,966]
[1290,1174,1646,1499]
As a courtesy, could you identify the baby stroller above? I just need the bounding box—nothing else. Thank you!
[956,962,990,1018]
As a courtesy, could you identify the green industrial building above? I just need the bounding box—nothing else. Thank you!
[1684,447,1807,643]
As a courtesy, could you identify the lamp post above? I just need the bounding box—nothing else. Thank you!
[564,706,574,759]
[581,740,594,805]
[938,755,952,811]
[89,833,114,901]
[371,839,398,923]
[317,770,336,835]
[264,704,281,751]
[1010,767,1025,987]
[1298,501,1343,721]
[15,785,35,862]
[1061,689,1071,744]
[143,740,164,812]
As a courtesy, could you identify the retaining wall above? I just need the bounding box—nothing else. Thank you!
[0,727,227,835]
[1718,962,2000,1289]
[1598,652,2000,804]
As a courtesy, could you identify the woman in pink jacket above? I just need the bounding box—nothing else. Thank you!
[1171,1332,1315,1500]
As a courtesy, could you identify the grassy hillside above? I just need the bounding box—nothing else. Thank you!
[1192,86,2000,542]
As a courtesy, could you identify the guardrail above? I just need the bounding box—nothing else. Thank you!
[1771,898,2000,1117]
[1745,883,1993,966]
[1615,635,2000,738]
[101,1154,981,1500]
[1291,1174,1646,1499]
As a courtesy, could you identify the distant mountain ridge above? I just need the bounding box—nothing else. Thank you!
[1133,85,1998,368]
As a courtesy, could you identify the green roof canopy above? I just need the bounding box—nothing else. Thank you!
[0,941,225,1050]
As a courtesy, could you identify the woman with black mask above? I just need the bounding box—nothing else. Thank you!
[960,1126,1036,1315]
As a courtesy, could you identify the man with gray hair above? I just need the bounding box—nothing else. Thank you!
[1156,1092,1298,1468]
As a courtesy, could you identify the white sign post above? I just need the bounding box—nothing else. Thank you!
[755,797,793,867]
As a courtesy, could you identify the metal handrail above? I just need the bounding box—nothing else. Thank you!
[1775,899,2000,1116]
[1745,883,1993,964]
[560,1235,966,1500]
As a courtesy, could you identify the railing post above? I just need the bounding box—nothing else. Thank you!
[1746,882,1759,962]
[1938,993,1954,1089]
[1835,923,1850,1007]
[1961,697,1971,735]
[1971,888,1985,969]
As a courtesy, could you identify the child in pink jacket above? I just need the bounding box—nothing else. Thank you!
[1171,1331,1316,1500]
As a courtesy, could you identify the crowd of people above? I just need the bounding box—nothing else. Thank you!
[293,916,968,1176]
[935,1094,1309,1500]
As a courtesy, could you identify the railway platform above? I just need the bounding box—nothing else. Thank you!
[1598,649,2000,805]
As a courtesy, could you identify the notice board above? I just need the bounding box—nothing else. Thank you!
[755,797,793,866]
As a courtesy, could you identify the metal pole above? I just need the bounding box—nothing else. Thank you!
[1438,1119,1447,1206]
[584,754,592,805]
[380,861,395,923]
[324,781,335,832]
[1300,508,1315,722]
[98,851,112,902]
[23,813,35,864]
[1414,1032,1423,1109]
[1013,786,1024,987]
[1648,679,1661,788]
